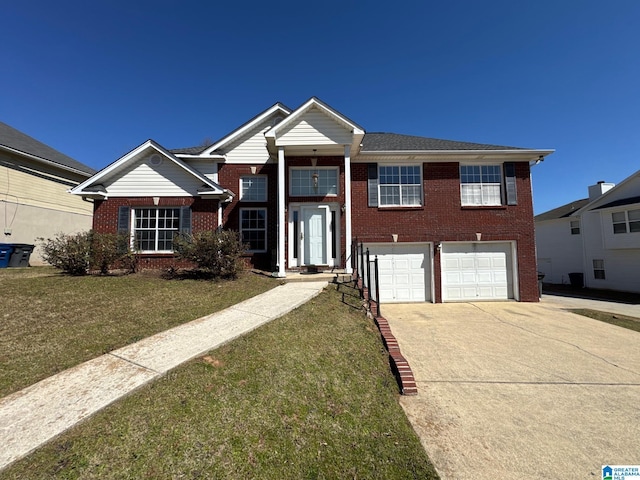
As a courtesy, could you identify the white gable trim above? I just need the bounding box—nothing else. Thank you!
[575,169,640,215]
[265,97,365,140]
[201,103,292,155]
[70,140,232,199]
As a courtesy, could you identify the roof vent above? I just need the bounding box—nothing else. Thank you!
[149,154,163,166]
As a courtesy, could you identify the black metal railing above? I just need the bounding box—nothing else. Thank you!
[352,238,381,318]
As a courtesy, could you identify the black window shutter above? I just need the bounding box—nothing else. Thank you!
[117,206,130,234]
[505,163,517,205]
[367,163,378,207]
[180,206,192,235]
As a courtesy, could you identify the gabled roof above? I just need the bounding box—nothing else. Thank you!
[361,133,524,152]
[0,121,95,176]
[198,102,292,156]
[264,97,365,140]
[573,169,640,215]
[70,139,232,199]
[535,199,589,221]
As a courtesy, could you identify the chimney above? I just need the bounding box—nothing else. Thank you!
[588,180,614,201]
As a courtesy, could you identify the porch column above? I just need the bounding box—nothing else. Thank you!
[344,145,353,274]
[277,146,286,277]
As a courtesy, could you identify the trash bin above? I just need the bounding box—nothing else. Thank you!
[568,272,584,288]
[8,244,35,267]
[537,272,545,298]
[0,243,14,268]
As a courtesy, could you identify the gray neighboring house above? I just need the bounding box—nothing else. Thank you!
[0,121,95,265]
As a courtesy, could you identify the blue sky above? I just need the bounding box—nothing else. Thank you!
[2,0,639,214]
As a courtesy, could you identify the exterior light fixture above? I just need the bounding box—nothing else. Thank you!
[312,172,319,189]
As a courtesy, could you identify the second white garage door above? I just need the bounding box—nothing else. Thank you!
[366,243,431,303]
[441,242,514,302]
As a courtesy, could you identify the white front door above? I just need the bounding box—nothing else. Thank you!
[303,207,327,265]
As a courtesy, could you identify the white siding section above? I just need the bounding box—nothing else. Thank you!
[105,159,202,197]
[186,159,217,182]
[223,123,272,164]
[276,108,353,146]
[535,219,583,284]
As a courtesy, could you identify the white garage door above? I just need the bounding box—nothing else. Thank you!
[441,243,514,302]
[366,244,431,303]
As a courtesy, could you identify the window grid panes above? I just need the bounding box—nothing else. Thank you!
[290,169,338,196]
[241,176,267,201]
[240,209,267,252]
[460,165,502,206]
[134,208,180,252]
[570,220,580,235]
[612,209,640,234]
[378,165,421,206]
[593,259,605,280]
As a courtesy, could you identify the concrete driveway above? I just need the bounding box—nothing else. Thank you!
[384,297,640,480]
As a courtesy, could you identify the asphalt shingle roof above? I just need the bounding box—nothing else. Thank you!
[593,196,640,210]
[534,199,590,221]
[0,121,95,175]
[361,133,525,152]
[169,145,209,155]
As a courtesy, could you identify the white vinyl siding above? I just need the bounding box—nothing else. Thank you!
[105,160,203,197]
[275,108,353,146]
[224,123,273,164]
[460,165,502,206]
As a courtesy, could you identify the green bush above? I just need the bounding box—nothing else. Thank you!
[173,230,246,279]
[38,231,136,275]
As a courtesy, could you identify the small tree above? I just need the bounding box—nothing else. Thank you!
[173,230,246,279]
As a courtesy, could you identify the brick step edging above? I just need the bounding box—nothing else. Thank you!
[373,315,418,396]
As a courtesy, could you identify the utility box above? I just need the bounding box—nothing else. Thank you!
[8,244,35,267]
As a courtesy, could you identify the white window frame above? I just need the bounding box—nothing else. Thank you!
[240,175,267,202]
[570,220,580,235]
[132,207,181,253]
[240,208,267,253]
[377,164,423,207]
[289,167,339,197]
[612,209,640,234]
[460,164,503,206]
[593,259,605,280]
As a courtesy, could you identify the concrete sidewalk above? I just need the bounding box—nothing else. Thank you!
[0,280,328,471]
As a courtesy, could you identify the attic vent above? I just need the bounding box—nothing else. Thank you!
[149,154,163,166]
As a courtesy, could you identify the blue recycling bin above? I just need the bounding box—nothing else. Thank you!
[0,243,14,268]
[8,244,35,267]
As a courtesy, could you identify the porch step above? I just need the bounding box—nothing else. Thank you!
[284,269,348,283]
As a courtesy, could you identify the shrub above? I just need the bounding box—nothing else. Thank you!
[38,231,92,275]
[38,231,136,275]
[173,230,246,279]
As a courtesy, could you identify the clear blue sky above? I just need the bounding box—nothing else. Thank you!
[3,1,639,214]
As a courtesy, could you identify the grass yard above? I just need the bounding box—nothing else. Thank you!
[0,282,438,479]
[0,267,276,397]
[569,308,640,333]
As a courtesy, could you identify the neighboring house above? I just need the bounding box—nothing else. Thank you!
[0,121,95,265]
[536,172,640,293]
[71,97,553,302]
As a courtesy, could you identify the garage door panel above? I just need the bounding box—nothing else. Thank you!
[367,244,431,303]
[442,243,513,302]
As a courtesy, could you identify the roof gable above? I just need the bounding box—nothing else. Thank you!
[576,170,640,214]
[0,121,95,176]
[70,140,231,199]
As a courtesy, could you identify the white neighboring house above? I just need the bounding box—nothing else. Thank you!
[535,172,640,293]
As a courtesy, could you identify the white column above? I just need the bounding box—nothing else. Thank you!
[344,145,353,274]
[277,146,286,277]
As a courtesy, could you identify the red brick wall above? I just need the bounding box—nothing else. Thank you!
[351,162,539,302]
[92,196,219,270]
